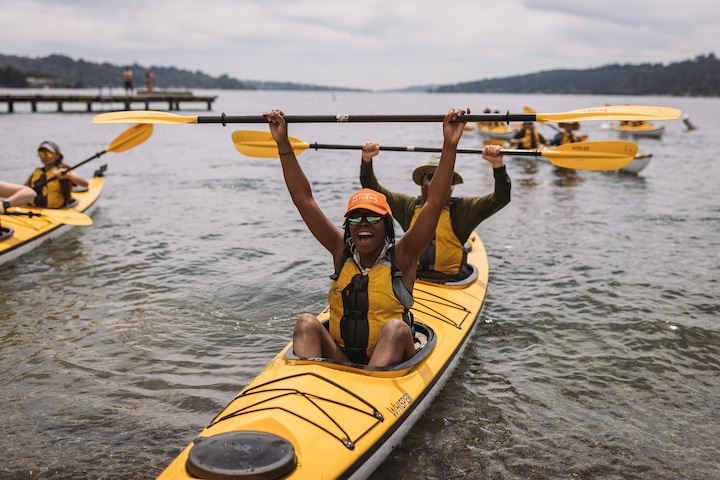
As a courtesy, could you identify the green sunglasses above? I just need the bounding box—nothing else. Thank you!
[347,214,383,226]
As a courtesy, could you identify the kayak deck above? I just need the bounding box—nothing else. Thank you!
[157,233,489,480]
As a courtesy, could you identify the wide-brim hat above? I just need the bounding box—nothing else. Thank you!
[559,122,580,130]
[411,154,463,186]
[345,188,392,217]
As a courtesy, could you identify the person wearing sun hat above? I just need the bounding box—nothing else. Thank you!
[551,122,583,146]
[411,154,464,187]
[25,140,89,208]
[264,107,468,367]
[360,142,510,282]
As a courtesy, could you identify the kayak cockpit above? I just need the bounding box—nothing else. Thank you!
[0,227,13,241]
[283,321,436,377]
[417,262,479,286]
[415,241,480,286]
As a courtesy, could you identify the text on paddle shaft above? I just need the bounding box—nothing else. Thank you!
[387,392,413,418]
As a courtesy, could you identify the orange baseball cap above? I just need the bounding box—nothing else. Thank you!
[345,188,392,217]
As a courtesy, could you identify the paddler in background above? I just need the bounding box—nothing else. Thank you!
[549,121,583,179]
[359,143,509,282]
[550,122,583,146]
[264,107,469,367]
[25,141,89,208]
[510,121,550,149]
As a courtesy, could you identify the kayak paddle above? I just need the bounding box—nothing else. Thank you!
[231,130,637,171]
[93,105,682,125]
[33,124,153,189]
[524,105,561,131]
[3,206,93,226]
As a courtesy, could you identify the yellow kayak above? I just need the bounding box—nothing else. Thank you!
[476,123,520,140]
[610,122,665,138]
[157,232,489,480]
[0,175,103,266]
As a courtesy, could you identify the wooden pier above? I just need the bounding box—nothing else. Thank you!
[0,90,217,113]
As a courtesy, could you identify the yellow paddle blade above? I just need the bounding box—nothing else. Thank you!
[5,207,93,226]
[543,141,637,170]
[93,110,199,125]
[231,130,310,158]
[537,105,681,123]
[106,124,154,153]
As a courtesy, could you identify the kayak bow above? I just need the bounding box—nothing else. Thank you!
[157,232,490,480]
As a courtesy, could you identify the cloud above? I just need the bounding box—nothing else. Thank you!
[0,0,717,90]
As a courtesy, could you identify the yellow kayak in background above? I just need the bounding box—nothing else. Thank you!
[477,123,520,140]
[0,175,103,266]
[610,122,665,138]
[157,232,490,480]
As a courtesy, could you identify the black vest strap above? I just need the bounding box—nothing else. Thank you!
[33,171,48,207]
[340,273,370,363]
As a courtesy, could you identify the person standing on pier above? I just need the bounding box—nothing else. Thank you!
[123,68,133,95]
[145,70,154,93]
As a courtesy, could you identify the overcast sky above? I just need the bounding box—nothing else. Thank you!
[1,0,717,91]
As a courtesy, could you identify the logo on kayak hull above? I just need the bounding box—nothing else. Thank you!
[387,392,413,418]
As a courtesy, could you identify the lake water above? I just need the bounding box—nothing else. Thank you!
[1,90,718,479]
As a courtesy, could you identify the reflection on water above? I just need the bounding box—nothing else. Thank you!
[551,167,584,187]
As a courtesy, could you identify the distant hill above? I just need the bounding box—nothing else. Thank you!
[2,52,719,96]
[431,53,719,97]
[0,53,363,91]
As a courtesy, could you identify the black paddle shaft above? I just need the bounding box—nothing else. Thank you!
[200,113,537,125]
[306,143,542,157]
[32,151,105,189]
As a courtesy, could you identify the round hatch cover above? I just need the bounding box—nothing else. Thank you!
[186,431,297,480]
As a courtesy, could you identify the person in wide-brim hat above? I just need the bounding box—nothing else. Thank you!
[359,139,511,283]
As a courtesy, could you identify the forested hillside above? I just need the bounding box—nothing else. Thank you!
[0,53,355,91]
[1,52,718,96]
[432,54,719,97]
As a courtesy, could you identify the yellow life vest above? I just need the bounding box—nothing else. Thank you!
[518,128,542,148]
[557,131,578,145]
[410,206,464,276]
[328,250,412,362]
[27,168,72,208]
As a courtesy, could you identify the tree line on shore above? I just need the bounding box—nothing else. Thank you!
[432,53,719,97]
[1,52,718,96]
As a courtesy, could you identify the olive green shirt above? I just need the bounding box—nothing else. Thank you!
[359,160,511,244]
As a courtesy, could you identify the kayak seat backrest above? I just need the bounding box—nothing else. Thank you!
[286,321,437,373]
[64,198,80,208]
[416,241,478,286]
